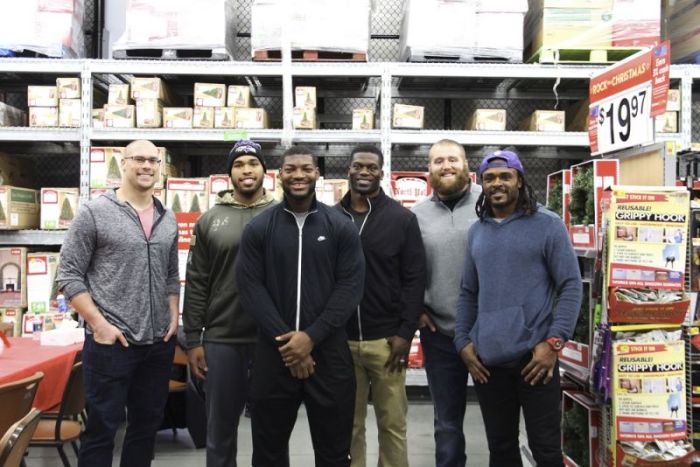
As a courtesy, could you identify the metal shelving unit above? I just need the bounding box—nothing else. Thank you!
[0,230,66,246]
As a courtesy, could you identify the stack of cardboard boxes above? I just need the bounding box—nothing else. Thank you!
[28,77,81,128]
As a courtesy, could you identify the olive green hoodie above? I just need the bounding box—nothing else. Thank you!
[183,189,277,348]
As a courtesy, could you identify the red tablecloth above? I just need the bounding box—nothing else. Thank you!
[0,337,83,411]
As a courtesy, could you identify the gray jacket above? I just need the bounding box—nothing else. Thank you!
[57,190,180,344]
[411,183,482,336]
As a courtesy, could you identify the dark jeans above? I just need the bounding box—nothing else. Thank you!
[473,355,563,467]
[78,334,175,467]
[203,342,255,467]
[420,328,470,467]
[250,335,355,467]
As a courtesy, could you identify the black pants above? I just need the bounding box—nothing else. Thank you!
[473,355,564,467]
[250,334,355,467]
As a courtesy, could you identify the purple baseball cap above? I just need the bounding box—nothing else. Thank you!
[478,150,524,176]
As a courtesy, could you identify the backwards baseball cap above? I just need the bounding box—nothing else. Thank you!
[478,150,524,176]
[227,140,266,174]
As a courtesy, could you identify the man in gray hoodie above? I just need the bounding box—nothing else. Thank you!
[57,139,180,467]
[411,139,481,467]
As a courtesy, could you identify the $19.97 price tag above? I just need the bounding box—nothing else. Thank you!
[593,82,654,155]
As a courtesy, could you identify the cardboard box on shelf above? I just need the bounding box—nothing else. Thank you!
[466,109,507,131]
[234,108,268,129]
[40,188,79,230]
[214,107,236,128]
[227,85,251,108]
[91,108,104,128]
[293,107,316,129]
[58,99,81,127]
[108,83,131,105]
[193,106,215,129]
[392,104,424,129]
[89,147,125,188]
[166,178,209,214]
[295,86,316,109]
[0,308,23,337]
[29,107,58,127]
[315,178,348,205]
[667,89,681,112]
[208,175,231,207]
[656,111,678,133]
[130,77,172,103]
[194,83,226,108]
[135,99,163,128]
[26,252,60,314]
[0,248,27,307]
[0,103,27,127]
[103,104,135,128]
[390,172,432,207]
[0,187,39,230]
[27,85,58,107]
[522,110,565,132]
[56,77,80,99]
[352,109,374,130]
[0,153,34,188]
[163,108,193,129]
[566,98,590,131]
[526,4,614,55]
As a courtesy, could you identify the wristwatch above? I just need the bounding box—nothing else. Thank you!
[546,337,564,352]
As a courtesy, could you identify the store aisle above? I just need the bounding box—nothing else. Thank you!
[25,401,518,466]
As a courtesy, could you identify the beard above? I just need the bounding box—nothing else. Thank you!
[232,177,264,197]
[430,167,470,198]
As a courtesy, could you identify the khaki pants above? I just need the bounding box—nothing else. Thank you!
[348,338,408,467]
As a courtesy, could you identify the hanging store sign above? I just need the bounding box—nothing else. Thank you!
[589,41,671,156]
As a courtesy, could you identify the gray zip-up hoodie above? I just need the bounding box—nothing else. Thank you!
[411,183,482,336]
[57,190,180,344]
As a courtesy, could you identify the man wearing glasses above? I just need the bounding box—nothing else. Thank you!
[57,139,180,466]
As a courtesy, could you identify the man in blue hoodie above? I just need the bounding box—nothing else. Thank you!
[454,150,582,467]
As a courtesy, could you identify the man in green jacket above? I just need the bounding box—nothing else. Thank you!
[183,140,277,467]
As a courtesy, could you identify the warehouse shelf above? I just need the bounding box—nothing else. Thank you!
[391,130,590,147]
[89,128,284,143]
[0,58,83,74]
[0,230,66,246]
[291,129,381,144]
[0,127,81,142]
[88,59,284,77]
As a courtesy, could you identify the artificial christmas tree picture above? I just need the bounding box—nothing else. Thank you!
[40,188,79,230]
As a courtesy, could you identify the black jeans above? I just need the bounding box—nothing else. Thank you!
[250,335,355,467]
[473,355,563,467]
[78,334,175,467]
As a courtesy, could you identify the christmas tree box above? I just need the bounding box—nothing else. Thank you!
[27,85,58,107]
[521,110,565,132]
[166,178,209,214]
[108,83,131,105]
[392,104,424,129]
[40,188,79,230]
[315,178,348,205]
[0,187,39,230]
[214,107,236,128]
[90,147,125,188]
[562,390,600,467]
[163,108,193,128]
[103,104,135,128]
[58,99,81,128]
[466,109,506,131]
[194,83,226,108]
[29,107,58,127]
[0,307,23,337]
[26,252,60,313]
[92,109,104,128]
[227,85,251,108]
[667,89,680,112]
[130,77,172,104]
[193,106,214,129]
[208,175,231,207]
[0,247,27,306]
[234,108,268,129]
[655,111,678,133]
[295,86,316,109]
[136,99,163,128]
[56,77,80,99]
[352,109,374,130]
[293,107,317,129]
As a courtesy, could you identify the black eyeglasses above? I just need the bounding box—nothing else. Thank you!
[124,156,162,166]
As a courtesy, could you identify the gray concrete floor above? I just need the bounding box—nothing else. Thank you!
[25,401,527,466]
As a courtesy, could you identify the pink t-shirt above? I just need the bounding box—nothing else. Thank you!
[137,203,155,240]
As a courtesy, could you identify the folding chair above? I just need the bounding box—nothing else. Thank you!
[0,409,42,467]
[0,372,44,438]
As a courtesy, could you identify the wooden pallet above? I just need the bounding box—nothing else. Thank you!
[112,47,233,61]
[402,47,522,64]
[529,47,646,64]
[253,49,367,62]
